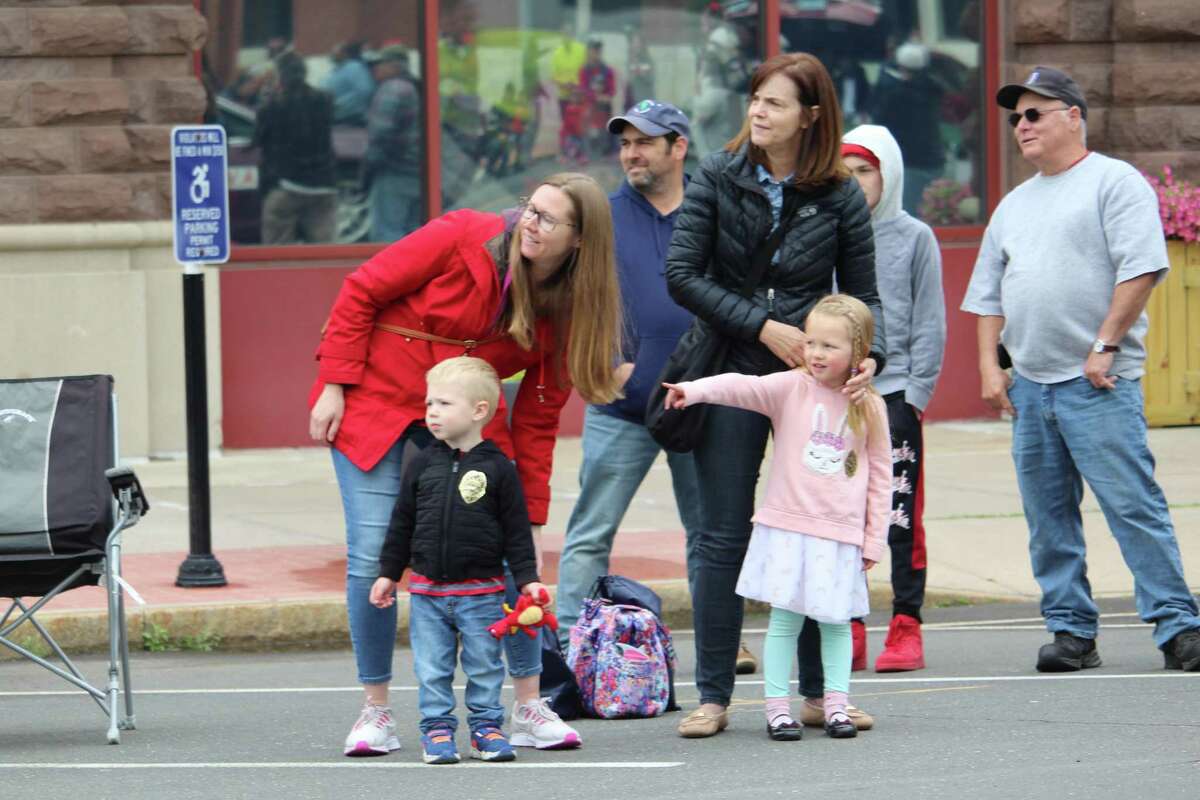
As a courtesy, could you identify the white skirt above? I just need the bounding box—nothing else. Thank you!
[735,523,870,624]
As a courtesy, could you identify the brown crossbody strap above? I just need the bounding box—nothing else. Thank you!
[373,323,507,353]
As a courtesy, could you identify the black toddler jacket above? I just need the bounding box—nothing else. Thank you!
[665,147,887,376]
[379,439,539,588]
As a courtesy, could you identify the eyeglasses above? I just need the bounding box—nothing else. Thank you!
[519,198,576,234]
[1008,105,1070,128]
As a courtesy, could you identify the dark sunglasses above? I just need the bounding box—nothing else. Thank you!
[1008,105,1070,128]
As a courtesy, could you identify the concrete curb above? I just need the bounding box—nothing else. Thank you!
[2,581,1014,661]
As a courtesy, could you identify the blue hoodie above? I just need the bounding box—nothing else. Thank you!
[596,179,693,424]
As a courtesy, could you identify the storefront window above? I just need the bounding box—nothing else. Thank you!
[200,0,986,246]
[436,0,761,213]
[201,0,424,246]
[799,0,985,224]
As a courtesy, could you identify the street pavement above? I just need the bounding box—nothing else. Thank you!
[2,419,1200,798]
[2,598,1198,800]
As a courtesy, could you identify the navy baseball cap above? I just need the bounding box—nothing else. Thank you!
[997,65,1088,120]
[607,99,691,140]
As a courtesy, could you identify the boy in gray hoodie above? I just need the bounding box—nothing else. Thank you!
[842,124,946,672]
[797,124,946,728]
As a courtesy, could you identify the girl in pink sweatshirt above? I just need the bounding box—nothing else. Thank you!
[664,294,891,741]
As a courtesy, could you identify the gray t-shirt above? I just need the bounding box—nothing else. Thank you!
[961,152,1169,383]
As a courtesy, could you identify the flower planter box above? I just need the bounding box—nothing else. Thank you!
[1144,241,1200,426]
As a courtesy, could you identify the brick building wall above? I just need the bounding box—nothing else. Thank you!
[1008,0,1200,186]
[0,2,206,225]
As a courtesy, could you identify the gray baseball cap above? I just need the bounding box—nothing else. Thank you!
[996,65,1088,120]
[607,99,691,140]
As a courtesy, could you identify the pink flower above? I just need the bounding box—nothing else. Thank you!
[919,178,981,226]
[1144,166,1200,242]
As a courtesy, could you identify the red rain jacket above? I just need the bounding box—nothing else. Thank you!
[311,209,570,524]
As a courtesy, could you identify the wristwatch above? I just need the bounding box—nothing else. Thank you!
[1092,339,1120,354]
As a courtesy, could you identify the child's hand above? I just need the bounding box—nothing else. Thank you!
[862,558,877,571]
[521,582,550,605]
[369,577,398,608]
[662,382,688,409]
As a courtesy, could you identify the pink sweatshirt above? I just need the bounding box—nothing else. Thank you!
[678,369,891,562]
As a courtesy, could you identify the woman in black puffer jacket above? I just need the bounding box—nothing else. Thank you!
[666,52,887,738]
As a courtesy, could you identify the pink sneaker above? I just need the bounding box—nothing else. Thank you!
[509,699,582,750]
[343,703,400,756]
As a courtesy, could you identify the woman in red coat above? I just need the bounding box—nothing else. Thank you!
[309,173,622,756]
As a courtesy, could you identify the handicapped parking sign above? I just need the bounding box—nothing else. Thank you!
[171,125,230,270]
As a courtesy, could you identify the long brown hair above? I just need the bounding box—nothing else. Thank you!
[803,294,883,439]
[726,52,848,189]
[501,172,623,404]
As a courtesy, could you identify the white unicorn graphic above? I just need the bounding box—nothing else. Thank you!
[803,403,850,476]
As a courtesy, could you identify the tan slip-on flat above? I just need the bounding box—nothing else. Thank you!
[677,707,730,738]
[799,699,874,731]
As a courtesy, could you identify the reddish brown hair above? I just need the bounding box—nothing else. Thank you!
[726,52,848,189]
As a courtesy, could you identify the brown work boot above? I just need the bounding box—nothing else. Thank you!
[735,640,758,675]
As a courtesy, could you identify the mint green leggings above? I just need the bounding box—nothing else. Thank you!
[764,606,851,697]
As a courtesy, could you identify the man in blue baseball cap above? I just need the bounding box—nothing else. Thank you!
[555,99,703,642]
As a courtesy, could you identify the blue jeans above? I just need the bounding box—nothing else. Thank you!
[1009,374,1199,648]
[556,407,702,641]
[409,592,505,733]
[332,428,543,684]
[368,172,421,243]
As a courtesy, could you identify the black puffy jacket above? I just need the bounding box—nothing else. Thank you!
[665,147,886,376]
[379,439,539,588]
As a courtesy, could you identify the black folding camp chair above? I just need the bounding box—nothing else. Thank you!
[0,374,149,744]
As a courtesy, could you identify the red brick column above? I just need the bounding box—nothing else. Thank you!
[1006,0,1200,186]
[0,3,206,225]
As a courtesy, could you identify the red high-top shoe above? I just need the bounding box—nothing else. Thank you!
[874,614,925,672]
[851,619,867,672]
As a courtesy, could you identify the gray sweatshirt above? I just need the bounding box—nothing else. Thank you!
[961,152,1168,383]
[844,125,946,411]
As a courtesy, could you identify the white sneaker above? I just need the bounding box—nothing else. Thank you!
[343,703,401,756]
[509,698,582,750]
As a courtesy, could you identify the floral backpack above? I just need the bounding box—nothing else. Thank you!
[567,597,676,719]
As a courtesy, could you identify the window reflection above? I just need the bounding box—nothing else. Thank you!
[789,0,984,223]
[201,0,986,245]
[436,1,760,214]
[201,0,423,246]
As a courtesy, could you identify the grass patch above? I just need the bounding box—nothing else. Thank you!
[13,634,53,659]
[142,622,222,653]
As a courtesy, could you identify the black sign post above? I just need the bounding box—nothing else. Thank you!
[170,125,230,588]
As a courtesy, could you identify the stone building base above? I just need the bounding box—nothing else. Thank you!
[0,221,222,459]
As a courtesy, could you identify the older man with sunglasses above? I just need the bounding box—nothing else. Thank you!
[962,66,1200,673]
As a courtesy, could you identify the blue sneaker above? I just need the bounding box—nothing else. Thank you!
[470,725,515,762]
[420,728,460,765]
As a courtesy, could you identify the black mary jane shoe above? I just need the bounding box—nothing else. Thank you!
[824,715,858,739]
[767,718,803,741]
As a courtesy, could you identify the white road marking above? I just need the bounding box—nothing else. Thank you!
[0,761,684,770]
[2,672,1196,698]
[735,611,1146,635]
[715,674,1200,686]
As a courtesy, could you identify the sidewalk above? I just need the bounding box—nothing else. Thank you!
[7,421,1200,655]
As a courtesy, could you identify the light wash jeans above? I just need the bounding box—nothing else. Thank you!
[368,172,421,243]
[409,591,506,733]
[331,428,543,684]
[555,407,702,642]
[1009,374,1200,648]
